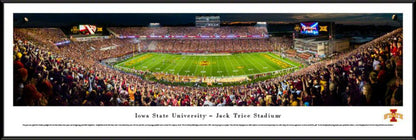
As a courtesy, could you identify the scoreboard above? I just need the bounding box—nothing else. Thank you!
[71,24,103,35]
[294,22,334,39]
[195,16,220,27]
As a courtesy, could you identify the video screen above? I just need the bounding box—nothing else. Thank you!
[79,24,97,35]
[300,22,319,36]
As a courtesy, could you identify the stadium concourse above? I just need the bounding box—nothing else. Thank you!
[13,27,403,106]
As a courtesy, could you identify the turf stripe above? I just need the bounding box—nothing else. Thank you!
[116,52,299,77]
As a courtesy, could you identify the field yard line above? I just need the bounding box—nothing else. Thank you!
[226,55,240,76]
[238,54,250,75]
[201,56,206,74]
[237,54,251,75]
[139,53,160,71]
[208,56,214,77]
[239,53,263,75]
[228,54,240,75]
[193,55,202,76]
[165,54,180,74]
[214,56,220,76]
[258,53,284,70]
[247,53,270,73]
[149,54,165,71]
[229,54,246,76]
[121,53,152,71]
[137,53,158,69]
[118,53,141,66]
[177,55,191,75]
[160,53,173,73]
[258,52,287,70]
[221,55,230,77]
[170,54,182,75]
[117,53,138,66]
[268,52,297,67]
[184,56,196,76]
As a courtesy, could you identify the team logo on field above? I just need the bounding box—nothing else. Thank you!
[199,61,210,66]
[384,109,403,122]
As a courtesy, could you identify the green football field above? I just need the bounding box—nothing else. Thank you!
[114,52,300,77]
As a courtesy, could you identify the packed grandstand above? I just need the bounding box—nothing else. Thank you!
[13,26,403,106]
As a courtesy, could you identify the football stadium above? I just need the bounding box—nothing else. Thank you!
[115,52,300,77]
[13,14,403,106]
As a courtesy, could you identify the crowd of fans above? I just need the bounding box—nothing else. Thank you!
[270,37,293,50]
[13,27,403,106]
[65,39,149,60]
[296,53,313,60]
[108,26,268,36]
[153,39,274,53]
[14,28,68,44]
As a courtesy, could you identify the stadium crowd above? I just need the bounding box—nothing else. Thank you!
[65,39,148,60]
[108,26,268,36]
[154,39,274,53]
[13,27,403,106]
[14,28,69,45]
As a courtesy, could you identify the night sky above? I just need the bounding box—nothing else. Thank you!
[14,13,402,27]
